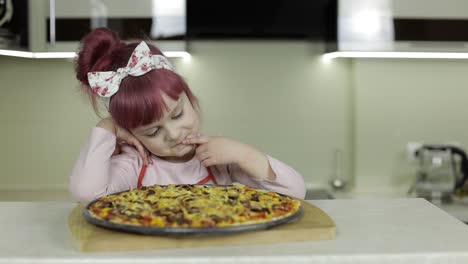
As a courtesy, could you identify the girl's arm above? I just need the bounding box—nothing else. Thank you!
[182,135,306,199]
[235,144,276,181]
[69,127,144,202]
[227,155,306,199]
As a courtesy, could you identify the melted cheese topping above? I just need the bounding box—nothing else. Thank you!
[88,184,301,228]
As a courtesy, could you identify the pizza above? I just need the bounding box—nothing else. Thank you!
[85,184,302,229]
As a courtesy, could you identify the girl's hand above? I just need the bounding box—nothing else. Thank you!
[183,134,276,181]
[182,135,246,167]
[97,118,152,165]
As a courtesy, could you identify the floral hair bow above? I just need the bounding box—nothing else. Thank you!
[87,41,174,97]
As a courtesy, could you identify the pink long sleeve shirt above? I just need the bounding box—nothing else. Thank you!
[69,127,306,201]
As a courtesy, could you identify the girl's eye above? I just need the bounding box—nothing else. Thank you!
[173,110,184,120]
[149,128,160,137]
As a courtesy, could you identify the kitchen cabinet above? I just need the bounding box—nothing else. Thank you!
[186,0,333,40]
[1,0,334,57]
[0,0,186,56]
[327,0,468,58]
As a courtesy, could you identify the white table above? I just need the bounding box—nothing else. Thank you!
[1,198,468,264]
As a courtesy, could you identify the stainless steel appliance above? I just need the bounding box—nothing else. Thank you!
[408,145,468,203]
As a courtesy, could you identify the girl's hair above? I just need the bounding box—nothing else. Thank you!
[75,28,198,131]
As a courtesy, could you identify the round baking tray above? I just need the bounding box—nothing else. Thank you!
[82,185,303,236]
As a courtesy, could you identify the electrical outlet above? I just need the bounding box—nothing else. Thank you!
[406,142,423,161]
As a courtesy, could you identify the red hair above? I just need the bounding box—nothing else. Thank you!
[75,28,198,130]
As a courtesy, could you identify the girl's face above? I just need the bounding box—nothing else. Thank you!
[131,92,200,162]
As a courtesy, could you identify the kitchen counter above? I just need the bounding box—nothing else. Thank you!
[1,199,468,264]
[435,199,468,223]
[330,188,468,223]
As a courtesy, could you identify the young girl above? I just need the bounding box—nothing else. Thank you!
[70,28,306,202]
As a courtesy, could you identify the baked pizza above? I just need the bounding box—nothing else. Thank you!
[84,184,302,232]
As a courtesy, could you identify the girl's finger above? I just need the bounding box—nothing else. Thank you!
[201,157,217,167]
[132,141,149,165]
[195,144,208,154]
[143,149,152,164]
[183,135,210,145]
[146,150,153,164]
[139,148,149,165]
[196,151,211,162]
[185,134,196,140]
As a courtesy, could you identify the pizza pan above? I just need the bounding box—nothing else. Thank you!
[82,185,303,236]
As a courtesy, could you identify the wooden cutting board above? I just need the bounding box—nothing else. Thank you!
[68,201,335,252]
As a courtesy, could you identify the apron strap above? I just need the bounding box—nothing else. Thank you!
[197,167,218,185]
[136,164,148,189]
[137,165,217,189]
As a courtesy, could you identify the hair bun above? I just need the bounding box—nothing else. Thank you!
[75,28,122,86]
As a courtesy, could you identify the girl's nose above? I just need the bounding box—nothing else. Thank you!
[165,126,181,142]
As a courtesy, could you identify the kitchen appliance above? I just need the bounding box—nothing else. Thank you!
[408,145,468,203]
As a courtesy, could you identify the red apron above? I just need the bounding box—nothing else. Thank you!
[136,164,217,189]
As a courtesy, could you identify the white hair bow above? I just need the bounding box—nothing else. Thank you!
[87,41,174,97]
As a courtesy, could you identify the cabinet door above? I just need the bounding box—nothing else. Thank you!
[50,0,186,42]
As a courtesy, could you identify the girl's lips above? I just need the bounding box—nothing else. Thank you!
[171,138,186,148]
[173,140,189,148]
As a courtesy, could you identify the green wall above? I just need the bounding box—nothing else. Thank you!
[0,41,351,199]
[353,58,468,194]
[4,40,467,200]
